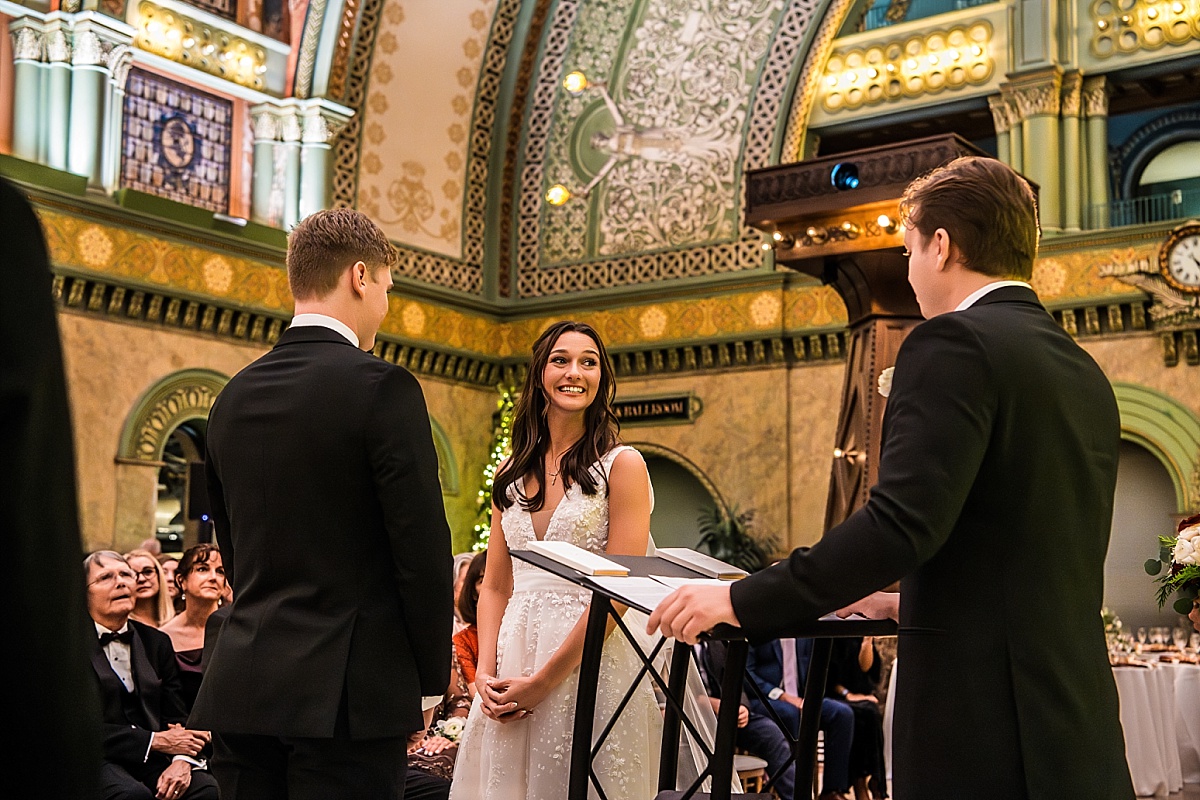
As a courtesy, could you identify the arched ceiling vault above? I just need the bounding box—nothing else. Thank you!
[330,0,843,312]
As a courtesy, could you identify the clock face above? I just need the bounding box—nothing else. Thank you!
[159,116,196,170]
[1160,225,1200,294]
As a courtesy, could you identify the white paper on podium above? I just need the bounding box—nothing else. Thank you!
[650,575,731,590]
[589,576,677,610]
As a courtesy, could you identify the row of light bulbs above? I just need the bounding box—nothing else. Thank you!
[137,2,267,89]
[762,215,902,251]
[1095,0,1189,28]
[825,44,985,88]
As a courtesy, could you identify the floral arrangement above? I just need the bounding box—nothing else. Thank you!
[877,367,894,399]
[1145,513,1200,614]
[1101,606,1123,636]
[432,717,466,743]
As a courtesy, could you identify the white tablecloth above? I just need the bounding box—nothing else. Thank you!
[1113,662,1200,796]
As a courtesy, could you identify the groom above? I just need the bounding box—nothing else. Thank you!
[192,208,453,799]
[649,157,1134,799]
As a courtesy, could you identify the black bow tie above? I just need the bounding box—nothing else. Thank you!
[99,629,132,647]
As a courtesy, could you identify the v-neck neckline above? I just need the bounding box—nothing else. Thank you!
[525,477,568,542]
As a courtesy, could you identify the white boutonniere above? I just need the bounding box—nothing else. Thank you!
[433,717,465,742]
[877,367,894,398]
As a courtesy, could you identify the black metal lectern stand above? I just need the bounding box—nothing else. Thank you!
[510,550,896,800]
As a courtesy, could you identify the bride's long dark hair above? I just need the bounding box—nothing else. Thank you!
[493,321,620,512]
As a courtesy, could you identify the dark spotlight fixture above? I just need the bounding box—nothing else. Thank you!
[831,162,860,190]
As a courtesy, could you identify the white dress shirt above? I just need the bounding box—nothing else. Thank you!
[954,280,1032,312]
[288,313,359,348]
[96,621,135,692]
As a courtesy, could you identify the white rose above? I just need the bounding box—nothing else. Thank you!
[877,367,895,399]
[1179,523,1200,542]
[1175,538,1196,563]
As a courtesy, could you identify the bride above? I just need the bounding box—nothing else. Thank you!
[450,320,663,800]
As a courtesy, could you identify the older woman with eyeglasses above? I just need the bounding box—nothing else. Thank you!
[125,549,175,628]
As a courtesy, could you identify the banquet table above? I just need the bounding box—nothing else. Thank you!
[1113,661,1200,796]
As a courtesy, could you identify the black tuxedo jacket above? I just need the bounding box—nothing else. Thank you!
[191,325,453,739]
[90,620,190,769]
[731,286,1133,799]
[2,177,101,798]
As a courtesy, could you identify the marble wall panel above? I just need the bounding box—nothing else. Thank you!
[1083,335,1200,420]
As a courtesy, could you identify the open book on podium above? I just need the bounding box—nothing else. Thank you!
[519,542,746,614]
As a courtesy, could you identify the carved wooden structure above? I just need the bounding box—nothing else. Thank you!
[746,134,987,531]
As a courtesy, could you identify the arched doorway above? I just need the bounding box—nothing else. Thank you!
[636,444,725,550]
[1106,440,1181,631]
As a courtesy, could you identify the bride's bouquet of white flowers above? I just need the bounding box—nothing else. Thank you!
[1145,513,1200,614]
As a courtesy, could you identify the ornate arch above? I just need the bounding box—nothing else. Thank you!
[629,442,728,516]
[117,369,229,463]
[1112,109,1200,200]
[1113,381,1200,513]
[429,416,459,496]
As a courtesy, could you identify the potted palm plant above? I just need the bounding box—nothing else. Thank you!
[696,504,777,573]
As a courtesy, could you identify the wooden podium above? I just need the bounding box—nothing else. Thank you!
[511,550,896,800]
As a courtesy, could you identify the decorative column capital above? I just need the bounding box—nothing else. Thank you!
[300,105,350,144]
[11,26,44,61]
[1082,75,1108,118]
[1005,67,1063,119]
[280,110,304,144]
[1061,71,1084,118]
[251,108,281,142]
[46,27,72,64]
[107,44,134,86]
[72,30,104,67]
[988,94,1013,134]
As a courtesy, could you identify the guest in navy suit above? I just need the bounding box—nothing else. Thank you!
[86,551,219,800]
[745,638,853,800]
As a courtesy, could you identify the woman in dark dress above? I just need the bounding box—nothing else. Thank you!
[829,636,889,800]
[160,544,226,712]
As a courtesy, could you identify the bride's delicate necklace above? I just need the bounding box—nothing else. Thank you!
[547,444,570,486]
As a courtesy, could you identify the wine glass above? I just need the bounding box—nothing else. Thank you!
[1173,626,1189,650]
[1136,627,1148,646]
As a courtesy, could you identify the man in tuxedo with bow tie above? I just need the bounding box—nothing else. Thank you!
[650,157,1134,799]
[86,551,219,800]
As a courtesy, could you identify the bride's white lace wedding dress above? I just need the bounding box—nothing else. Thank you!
[449,446,662,800]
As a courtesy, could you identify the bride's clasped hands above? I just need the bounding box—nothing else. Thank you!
[475,671,550,723]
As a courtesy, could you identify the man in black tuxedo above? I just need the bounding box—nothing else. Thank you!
[191,208,453,800]
[2,176,102,799]
[650,157,1134,799]
[86,551,219,800]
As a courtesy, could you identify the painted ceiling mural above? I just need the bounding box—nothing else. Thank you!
[355,0,500,261]
[539,0,784,264]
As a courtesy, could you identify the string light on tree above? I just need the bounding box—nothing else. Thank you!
[471,384,517,551]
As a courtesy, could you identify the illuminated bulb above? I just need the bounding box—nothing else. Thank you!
[949,49,960,61]
[1120,14,1132,24]
[841,221,861,237]
[255,64,267,75]
[1097,18,1109,29]
[773,231,785,242]
[971,44,983,56]
[905,58,918,70]
[545,184,571,205]
[877,214,900,234]
[827,75,838,86]
[1172,1,1183,12]
[868,67,879,78]
[240,56,253,69]
[886,63,896,72]
[1147,7,1158,17]
[762,241,773,251]
[147,20,163,34]
[182,36,195,48]
[562,71,589,95]
[202,43,215,54]
[845,71,857,84]
[928,54,939,65]
[167,28,181,41]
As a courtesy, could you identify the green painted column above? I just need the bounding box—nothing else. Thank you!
[988,95,1013,166]
[280,111,302,231]
[1083,76,1110,230]
[299,114,332,220]
[101,47,133,193]
[1060,72,1083,232]
[67,30,109,187]
[9,25,46,164]
[249,106,280,226]
[1011,69,1063,232]
[44,26,73,171]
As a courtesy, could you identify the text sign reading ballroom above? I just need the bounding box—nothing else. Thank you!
[613,394,701,426]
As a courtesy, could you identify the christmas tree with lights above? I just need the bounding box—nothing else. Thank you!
[471,384,517,551]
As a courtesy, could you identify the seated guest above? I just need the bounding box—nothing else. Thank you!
[452,550,486,697]
[696,639,796,800]
[746,637,854,800]
[125,548,175,628]
[161,556,184,615]
[161,545,227,713]
[828,637,888,800]
[405,647,473,800]
[85,550,219,800]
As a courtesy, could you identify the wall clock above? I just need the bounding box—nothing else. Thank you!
[1159,222,1200,295]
